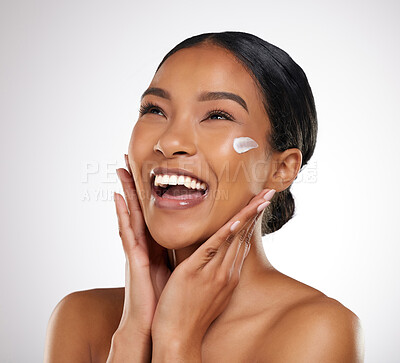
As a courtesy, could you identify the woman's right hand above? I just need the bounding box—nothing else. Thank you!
[106,157,171,362]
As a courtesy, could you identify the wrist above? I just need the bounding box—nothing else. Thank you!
[152,337,202,363]
[114,324,151,342]
[107,329,152,363]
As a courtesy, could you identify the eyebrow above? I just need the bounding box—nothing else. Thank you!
[141,87,248,113]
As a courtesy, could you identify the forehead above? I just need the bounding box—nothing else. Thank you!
[150,44,264,109]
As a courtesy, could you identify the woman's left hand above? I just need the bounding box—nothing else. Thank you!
[150,188,274,359]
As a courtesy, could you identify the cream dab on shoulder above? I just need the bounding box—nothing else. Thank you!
[233,137,259,154]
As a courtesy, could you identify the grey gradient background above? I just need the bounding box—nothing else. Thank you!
[1,0,399,362]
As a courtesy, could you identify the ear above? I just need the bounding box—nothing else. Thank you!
[265,148,302,192]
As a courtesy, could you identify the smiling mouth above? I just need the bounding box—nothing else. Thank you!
[148,167,210,210]
[151,173,208,200]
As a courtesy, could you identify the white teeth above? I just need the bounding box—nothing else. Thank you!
[161,175,169,185]
[153,173,207,191]
[155,175,162,186]
[169,175,178,185]
[184,176,191,189]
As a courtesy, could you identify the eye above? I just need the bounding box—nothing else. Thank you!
[205,109,235,121]
[139,102,165,117]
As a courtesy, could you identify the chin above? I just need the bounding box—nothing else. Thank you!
[147,222,205,250]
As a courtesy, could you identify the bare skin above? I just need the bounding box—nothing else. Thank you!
[44,44,364,362]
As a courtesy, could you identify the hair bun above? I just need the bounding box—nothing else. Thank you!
[261,188,295,235]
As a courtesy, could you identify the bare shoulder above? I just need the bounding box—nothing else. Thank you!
[263,293,364,363]
[44,287,124,363]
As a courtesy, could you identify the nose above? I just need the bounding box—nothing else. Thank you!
[153,120,197,158]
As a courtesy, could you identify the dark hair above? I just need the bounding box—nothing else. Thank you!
[156,31,318,236]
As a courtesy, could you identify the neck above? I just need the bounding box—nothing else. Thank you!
[168,219,273,268]
[166,219,275,313]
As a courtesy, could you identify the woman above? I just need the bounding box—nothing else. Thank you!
[44,31,364,362]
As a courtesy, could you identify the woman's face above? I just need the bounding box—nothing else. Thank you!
[128,44,272,248]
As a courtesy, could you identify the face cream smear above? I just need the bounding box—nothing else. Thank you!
[233,137,259,154]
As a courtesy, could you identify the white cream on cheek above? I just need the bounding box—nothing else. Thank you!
[233,137,259,154]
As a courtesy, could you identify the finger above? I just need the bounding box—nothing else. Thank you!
[206,193,270,268]
[228,205,265,268]
[234,204,266,271]
[220,213,258,274]
[232,217,257,274]
[115,194,156,325]
[231,236,249,282]
[114,192,137,255]
[230,238,250,285]
[117,168,146,242]
[223,193,272,267]
[192,188,274,269]
[222,215,258,288]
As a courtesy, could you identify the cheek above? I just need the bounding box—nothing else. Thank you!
[127,123,159,214]
[197,129,264,218]
[129,122,151,157]
[198,129,264,192]
[128,123,158,179]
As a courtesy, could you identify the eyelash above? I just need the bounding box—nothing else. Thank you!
[138,101,235,121]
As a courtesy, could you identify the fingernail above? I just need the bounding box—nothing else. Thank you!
[263,189,276,201]
[125,154,133,175]
[116,169,121,181]
[257,201,271,213]
[230,220,240,232]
